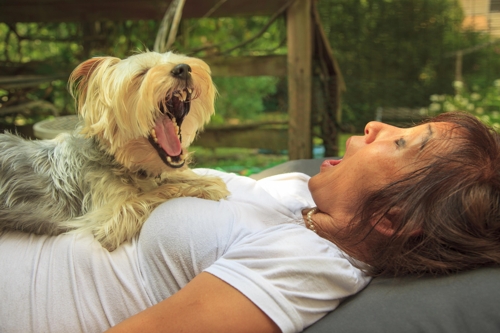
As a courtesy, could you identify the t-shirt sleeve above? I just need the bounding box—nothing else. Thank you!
[204,224,371,333]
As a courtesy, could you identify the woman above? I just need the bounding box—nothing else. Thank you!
[1,112,499,333]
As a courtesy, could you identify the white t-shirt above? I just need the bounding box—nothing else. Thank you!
[0,169,370,333]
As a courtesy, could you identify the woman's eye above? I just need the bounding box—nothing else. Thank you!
[395,138,406,147]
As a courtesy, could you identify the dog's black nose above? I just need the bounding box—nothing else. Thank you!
[171,64,191,80]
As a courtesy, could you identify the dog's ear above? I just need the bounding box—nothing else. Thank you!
[68,57,120,111]
[68,57,107,110]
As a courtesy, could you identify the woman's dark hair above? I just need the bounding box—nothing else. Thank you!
[349,111,500,277]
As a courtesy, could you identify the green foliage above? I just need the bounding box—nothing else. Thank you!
[0,21,162,63]
[3,1,500,136]
[458,39,500,91]
[424,80,500,130]
[176,17,287,57]
[0,23,79,63]
[0,16,286,125]
[210,76,278,124]
[175,17,286,124]
[317,0,467,130]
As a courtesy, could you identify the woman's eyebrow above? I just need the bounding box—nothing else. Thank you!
[420,124,434,151]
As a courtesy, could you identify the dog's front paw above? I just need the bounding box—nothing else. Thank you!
[202,176,230,201]
[94,231,121,252]
[172,174,230,201]
[92,223,132,252]
[154,171,230,202]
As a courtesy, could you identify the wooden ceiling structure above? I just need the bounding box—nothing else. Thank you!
[0,0,344,159]
[1,0,297,22]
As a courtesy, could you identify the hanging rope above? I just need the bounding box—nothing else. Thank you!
[154,0,186,53]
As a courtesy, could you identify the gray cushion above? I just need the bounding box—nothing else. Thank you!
[250,158,331,180]
[252,159,500,333]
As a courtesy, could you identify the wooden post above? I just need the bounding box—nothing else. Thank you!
[287,0,312,160]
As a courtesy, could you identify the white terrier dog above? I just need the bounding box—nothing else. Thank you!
[0,51,229,251]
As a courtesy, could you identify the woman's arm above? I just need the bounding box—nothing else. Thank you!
[105,272,281,333]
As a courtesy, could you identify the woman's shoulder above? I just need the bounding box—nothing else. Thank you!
[223,223,356,264]
[205,223,371,332]
[193,168,314,215]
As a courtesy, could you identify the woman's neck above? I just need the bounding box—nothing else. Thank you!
[301,207,373,263]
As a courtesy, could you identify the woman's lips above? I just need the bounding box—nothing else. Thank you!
[320,159,342,170]
[319,136,350,171]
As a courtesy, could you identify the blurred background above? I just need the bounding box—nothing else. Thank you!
[1,0,499,175]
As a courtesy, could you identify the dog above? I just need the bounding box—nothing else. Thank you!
[0,51,229,251]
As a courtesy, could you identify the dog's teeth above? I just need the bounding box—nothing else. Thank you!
[174,92,184,101]
[151,129,159,142]
[167,156,184,166]
[187,88,193,94]
[181,90,187,100]
[173,119,179,131]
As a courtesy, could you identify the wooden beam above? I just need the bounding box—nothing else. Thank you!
[0,55,286,80]
[0,75,68,89]
[194,126,288,151]
[0,101,58,117]
[286,0,312,160]
[205,55,287,77]
[0,0,292,23]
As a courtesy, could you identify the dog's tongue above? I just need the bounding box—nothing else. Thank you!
[154,116,182,156]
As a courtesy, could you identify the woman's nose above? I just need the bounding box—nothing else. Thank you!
[364,121,400,143]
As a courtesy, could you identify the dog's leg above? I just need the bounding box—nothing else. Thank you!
[78,172,229,251]
[158,170,230,201]
[0,133,87,235]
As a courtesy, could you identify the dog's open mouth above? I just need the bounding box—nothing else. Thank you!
[148,88,192,168]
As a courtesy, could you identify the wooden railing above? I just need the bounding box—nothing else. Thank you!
[193,121,288,151]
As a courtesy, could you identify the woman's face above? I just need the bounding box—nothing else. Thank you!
[309,121,451,222]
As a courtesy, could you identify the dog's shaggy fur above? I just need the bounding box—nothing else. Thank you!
[0,51,229,251]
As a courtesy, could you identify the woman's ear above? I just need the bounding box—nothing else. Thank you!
[370,216,397,237]
[370,207,422,237]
